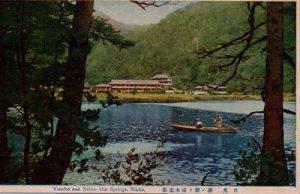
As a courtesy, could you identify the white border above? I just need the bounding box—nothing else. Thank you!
[0,0,298,194]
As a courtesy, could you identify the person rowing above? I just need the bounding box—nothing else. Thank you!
[214,114,222,128]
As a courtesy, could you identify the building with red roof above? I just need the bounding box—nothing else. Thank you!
[109,79,161,93]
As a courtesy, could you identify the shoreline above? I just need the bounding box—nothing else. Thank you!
[87,93,296,103]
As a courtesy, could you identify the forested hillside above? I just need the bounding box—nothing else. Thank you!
[86,2,295,93]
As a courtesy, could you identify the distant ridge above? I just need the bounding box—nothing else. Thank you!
[86,2,295,93]
[93,10,143,32]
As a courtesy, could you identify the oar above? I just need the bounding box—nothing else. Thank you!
[223,123,238,130]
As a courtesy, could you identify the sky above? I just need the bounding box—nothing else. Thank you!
[94,1,192,25]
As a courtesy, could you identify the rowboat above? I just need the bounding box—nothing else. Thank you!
[170,123,238,133]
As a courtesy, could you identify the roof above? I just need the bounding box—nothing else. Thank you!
[109,80,161,85]
[93,83,111,87]
[152,74,171,79]
[194,85,209,90]
[208,84,227,89]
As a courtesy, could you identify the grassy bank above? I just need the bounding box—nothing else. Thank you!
[94,93,195,103]
[91,93,295,103]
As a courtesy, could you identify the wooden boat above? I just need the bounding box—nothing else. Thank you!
[170,123,238,134]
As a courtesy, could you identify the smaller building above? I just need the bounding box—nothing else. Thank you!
[208,84,228,94]
[91,83,111,93]
[194,84,209,95]
[152,74,172,87]
[165,90,175,94]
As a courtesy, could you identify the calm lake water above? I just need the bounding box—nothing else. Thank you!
[64,101,296,186]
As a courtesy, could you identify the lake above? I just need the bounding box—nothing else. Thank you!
[63,100,296,186]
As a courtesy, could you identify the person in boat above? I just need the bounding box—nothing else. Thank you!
[196,121,204,129]
[214,114,222,128]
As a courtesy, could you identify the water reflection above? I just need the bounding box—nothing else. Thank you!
[64,102,296,185]
[195,135,222,150]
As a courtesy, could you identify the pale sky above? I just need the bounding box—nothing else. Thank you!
[94,1,192,25]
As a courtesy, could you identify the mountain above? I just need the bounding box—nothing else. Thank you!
[86,2,296,93]
[93,10,143,32]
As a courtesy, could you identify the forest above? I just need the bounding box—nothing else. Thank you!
[86,2,295,93]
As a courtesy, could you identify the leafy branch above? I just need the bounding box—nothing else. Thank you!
[101,146,165,185]
[90,17,135,49]
[197,2,266,88]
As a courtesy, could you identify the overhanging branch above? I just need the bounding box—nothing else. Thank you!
[283,108,296,115]
[231,108,295,124]
[197,2,267,89]
[129,0,172,10]
[231,111,264,124]
[217,35,267,87]
[197,21,266,58]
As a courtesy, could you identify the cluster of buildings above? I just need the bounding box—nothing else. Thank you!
[84,74,172,93]
[84,74,227,94]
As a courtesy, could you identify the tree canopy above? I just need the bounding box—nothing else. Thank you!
[86,2,295,93]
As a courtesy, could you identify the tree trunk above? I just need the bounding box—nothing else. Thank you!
[0,1,10,183]
[31,0,94,184]
[15,2,33,183]
[259,2,289,185]
[0,55,9,183]
[22,106,32,182]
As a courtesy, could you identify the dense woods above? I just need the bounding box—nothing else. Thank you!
[86,2,295,94]
[0,1,9,183]
[194,2,293,184]
[0,1,132,183]
[31,1,95,183]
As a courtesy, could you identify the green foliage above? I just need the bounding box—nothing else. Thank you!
[234,139,295,186]
[90,17,135,49]
[86,2,295,93]
[83,92,97,102]
[106,92,122,106]
[101,147,163,185]
[1,1,132,183]
[234,140,260,185]
[257,150,291,186]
